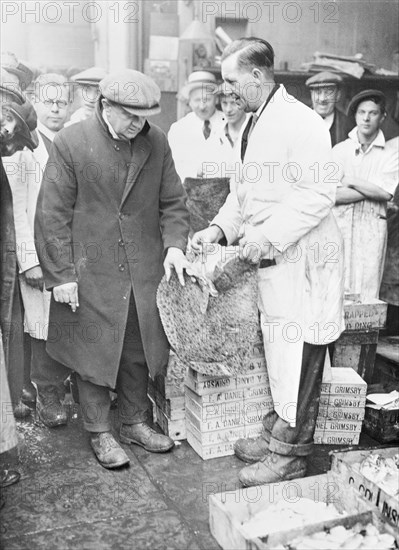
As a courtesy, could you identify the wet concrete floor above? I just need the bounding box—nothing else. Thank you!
[0,402,379,550]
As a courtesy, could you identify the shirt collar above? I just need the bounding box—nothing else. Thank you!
[37,121,56,142]
[102,109,120,140]
[349,127,385,154]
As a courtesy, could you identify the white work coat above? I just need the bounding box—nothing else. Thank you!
[168,110,225,182]
[5,128,52,339]
[212,86,345,426]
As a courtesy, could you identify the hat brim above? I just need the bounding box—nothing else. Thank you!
[347,90,386,117]
[119,103,161,117]
[181,81,218,100]
[307,82,340,89]
[5,105,37,147]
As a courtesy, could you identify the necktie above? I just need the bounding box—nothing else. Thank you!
[241,114,258,161]
[203,119,211,140]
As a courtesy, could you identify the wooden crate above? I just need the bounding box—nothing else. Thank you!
[152,401,186,440]
[208,473,397,549]
[344,299,387,331]
[320,367,367,397]
[330,446,399,529]
[314,431,360,446]
[363,406,399,443]
[318,405,365,421]
[331,329,379,383]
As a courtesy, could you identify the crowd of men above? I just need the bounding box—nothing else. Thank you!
[1,38,398,495]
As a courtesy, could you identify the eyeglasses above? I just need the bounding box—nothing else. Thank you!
[42,99,68,109]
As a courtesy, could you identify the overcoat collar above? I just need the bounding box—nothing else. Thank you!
[94,100,152,205]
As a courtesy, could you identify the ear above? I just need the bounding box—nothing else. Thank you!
[252,68,263,81]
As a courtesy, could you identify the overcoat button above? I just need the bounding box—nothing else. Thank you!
[118,264,125,272]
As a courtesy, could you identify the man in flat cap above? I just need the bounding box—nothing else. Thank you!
[168,70,225,182]
[306,71,351,146]
[332,89,398,300]
[35,69,190,469]
[66,67,107,126]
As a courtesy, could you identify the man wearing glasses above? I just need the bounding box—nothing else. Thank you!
[6,73,71,428]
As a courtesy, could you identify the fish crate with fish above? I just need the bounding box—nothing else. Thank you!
[330,447,399,529]
[208,472,398,550]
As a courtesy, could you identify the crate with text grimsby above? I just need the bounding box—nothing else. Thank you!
[185,342,273,459]
[314,368,367,446]
[331,298,388,383]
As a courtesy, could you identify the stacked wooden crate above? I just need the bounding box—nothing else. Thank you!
[148,351,187,440]
[314,367,367,445]
[331,298,387,382]
[184,340,274,459]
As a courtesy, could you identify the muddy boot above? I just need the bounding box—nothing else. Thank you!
[239,451,307,486]
[234,411,278,463]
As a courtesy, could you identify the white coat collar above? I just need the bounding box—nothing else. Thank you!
[37,121,56,142]
[349,127,385,154]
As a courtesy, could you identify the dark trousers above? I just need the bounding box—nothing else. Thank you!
[265,342,327,456]
[31,337,70,398]
[77,296,150,432]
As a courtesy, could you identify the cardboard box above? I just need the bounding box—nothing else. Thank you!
[315,419,363,433]
[208,473,396,549]
[153,402,186,441]
[319,394,366,408]
[330,447,399,528]
[344,299,387,331]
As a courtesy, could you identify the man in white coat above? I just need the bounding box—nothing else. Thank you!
[168,71,225,182]
[192,38,345,486]
[6,73,71,427]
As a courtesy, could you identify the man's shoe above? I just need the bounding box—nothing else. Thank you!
[90,432,130,469]
[234,432,270,463]
[120,422,174,453]
[21,386,36,407]
[36,387,68,428]
[238,452,307,487]
[0,469,21,488]
[13,399,31,419]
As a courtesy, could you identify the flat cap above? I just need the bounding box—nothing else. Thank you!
[1,51,33,89]
[99,69,161,117]
[71,67,107,87]
[347,89,386,116]
[181,71,218,100]
[3,99,38,151]
[306,71,343,88]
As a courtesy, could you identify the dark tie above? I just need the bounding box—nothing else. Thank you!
[203,120,211,140]
[240,114,258,161]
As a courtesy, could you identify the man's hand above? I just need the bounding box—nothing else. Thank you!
[164,247,190,286]
[238,225,273,264]
[53,282,79,312]
[191,225,224,252]
[24,266,44,291]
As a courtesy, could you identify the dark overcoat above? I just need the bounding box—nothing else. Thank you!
[34,104,189,388]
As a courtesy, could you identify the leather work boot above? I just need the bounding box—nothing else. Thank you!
[36,386,68,428]
[238,452,307,487]
[120,422,174,453]
[90,432,130,469]
[234,410,279,463]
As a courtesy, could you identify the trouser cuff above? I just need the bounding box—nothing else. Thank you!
[268,436,314,456]
[83,421,112,433]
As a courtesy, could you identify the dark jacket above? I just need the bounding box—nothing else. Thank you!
[330,108,352,147]
[35,104,189,388]
[0,159,24,402]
